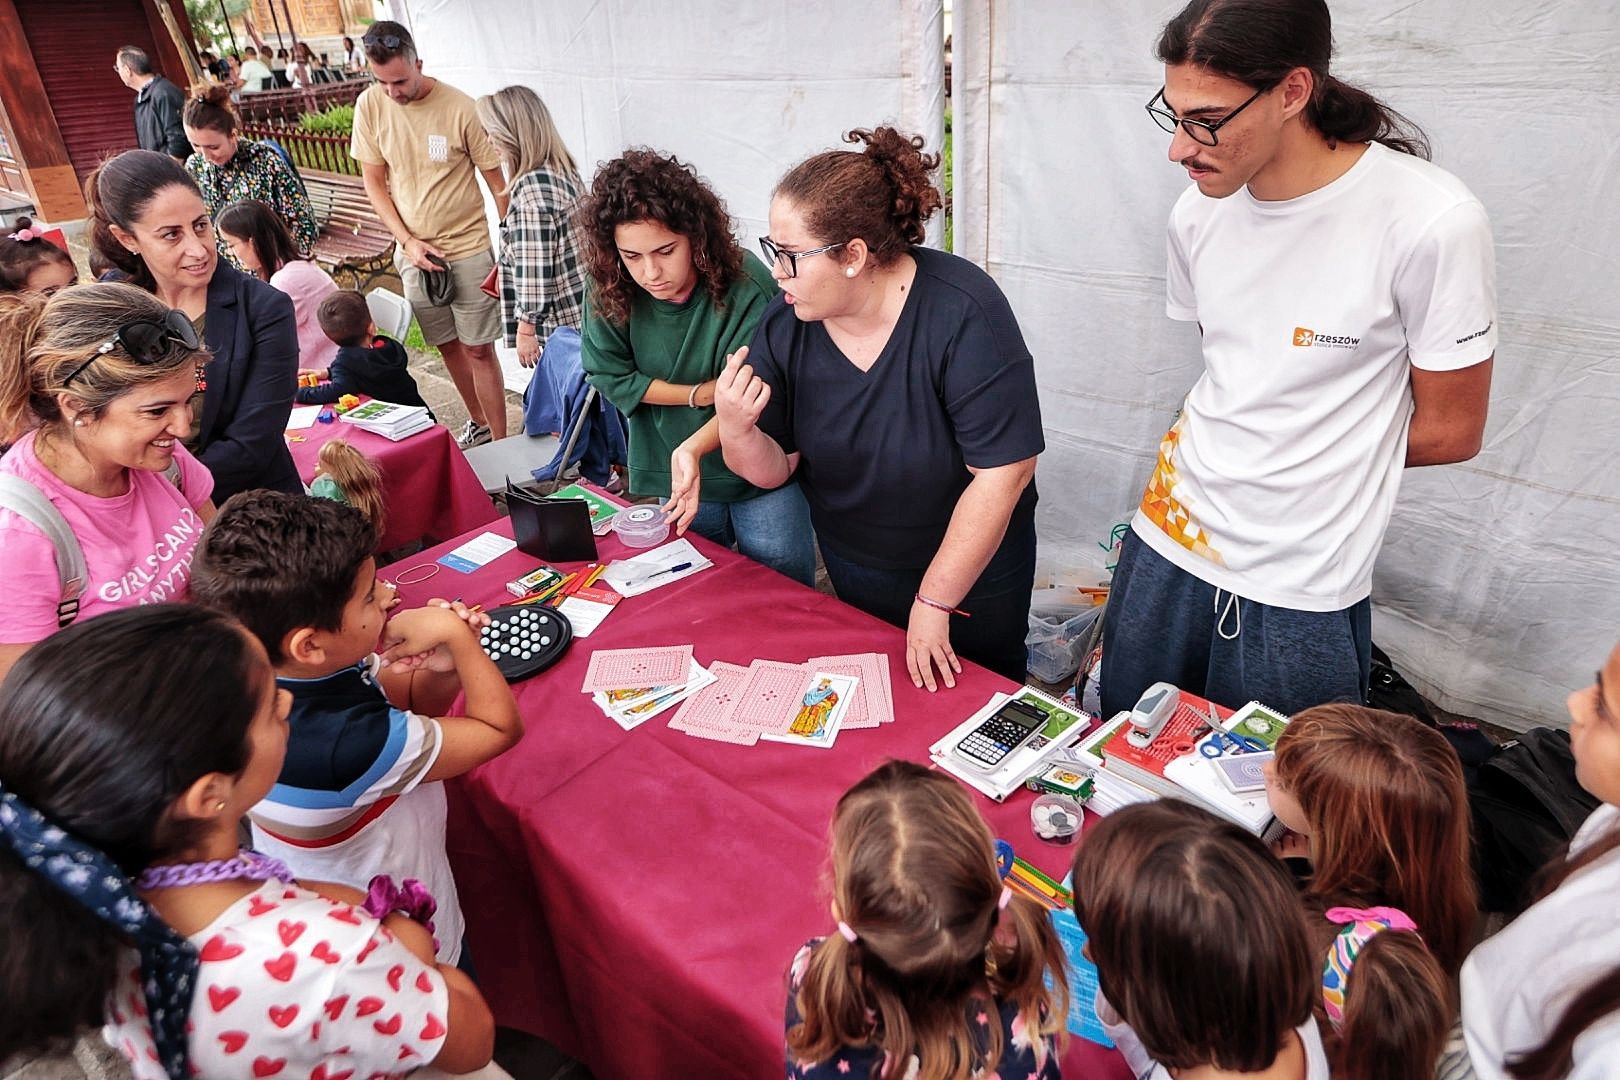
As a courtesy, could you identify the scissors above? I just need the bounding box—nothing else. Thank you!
[1199,728,1268,758]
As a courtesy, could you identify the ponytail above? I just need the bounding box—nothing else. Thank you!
[0,292,49,444]
[990,893,1070,1070]
[1310,75,1430,159]
[1327,930,1450,1079]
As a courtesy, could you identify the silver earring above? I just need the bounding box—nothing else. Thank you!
[73,417,85,427]
[845,267,856,278]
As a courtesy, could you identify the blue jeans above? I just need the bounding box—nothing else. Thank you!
[688,483,816,587]
[819,514,1037,684]
[1099,529,1372,719]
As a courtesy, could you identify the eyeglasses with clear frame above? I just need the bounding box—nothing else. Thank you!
[1145,85,1267,147]
[758,236,845,279]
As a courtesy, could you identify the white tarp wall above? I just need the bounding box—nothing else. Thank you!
[399,0,944,392]
[953,1,1620,730]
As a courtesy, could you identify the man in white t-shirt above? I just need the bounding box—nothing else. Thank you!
[1100,0,1496,719]
[236,46,272,92]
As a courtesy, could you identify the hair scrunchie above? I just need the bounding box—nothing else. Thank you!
[0,782,198,1079]
[1320,905,1419,1028]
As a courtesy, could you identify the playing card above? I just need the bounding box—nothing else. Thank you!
[670,662,759,744]
[810,652,893,727]
[720,659,811,734]
[580,645,694,693]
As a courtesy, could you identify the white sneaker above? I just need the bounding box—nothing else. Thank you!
[456,420,492,448]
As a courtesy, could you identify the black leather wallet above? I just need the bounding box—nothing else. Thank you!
[506,483,597,562]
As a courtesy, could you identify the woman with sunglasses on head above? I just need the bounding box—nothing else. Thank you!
[0,282,218,681]
[716,127,1044,689]
[577,149,814,585]
[87,149,300,505]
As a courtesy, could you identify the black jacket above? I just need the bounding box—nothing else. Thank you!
[133,76,189,159]
[197,261,302,502]
[294,335,431,414]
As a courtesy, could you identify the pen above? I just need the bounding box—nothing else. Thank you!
[625,561,693,588]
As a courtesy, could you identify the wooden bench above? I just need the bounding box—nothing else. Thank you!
[304,170,395,291]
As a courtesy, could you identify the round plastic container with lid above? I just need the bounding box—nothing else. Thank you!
[612,504,670,548]
[1030,793,1083,845]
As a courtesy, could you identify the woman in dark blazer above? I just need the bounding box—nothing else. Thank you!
[86,150,300,503]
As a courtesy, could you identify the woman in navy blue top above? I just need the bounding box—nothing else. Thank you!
[717,128,1043,687]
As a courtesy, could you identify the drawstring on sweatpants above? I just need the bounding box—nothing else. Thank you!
[1213,588,1243,641]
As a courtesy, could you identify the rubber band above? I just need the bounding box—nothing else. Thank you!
[837,920,858,943]
[391,563,440,586]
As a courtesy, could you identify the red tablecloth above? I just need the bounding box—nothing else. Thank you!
[287,419,497,553]
[393,514,1130,1080]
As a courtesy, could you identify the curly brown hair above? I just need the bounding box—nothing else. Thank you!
[574,149,744,325]
[775,126,942,269]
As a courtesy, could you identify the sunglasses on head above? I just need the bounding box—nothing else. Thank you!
[362,31,405,49]
[62,309,201,386]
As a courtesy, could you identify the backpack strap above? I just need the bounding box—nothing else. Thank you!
[0,474,88,627]
[163,458,183,493]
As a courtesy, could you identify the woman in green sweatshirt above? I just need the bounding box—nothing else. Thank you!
[578,149,814,585]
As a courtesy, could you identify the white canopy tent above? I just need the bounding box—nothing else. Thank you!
[398,0,1617,730]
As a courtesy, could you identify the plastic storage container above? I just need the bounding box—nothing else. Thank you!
[1025,604,1102,684]
[1030,793,1083,845]
[612,504,670,548]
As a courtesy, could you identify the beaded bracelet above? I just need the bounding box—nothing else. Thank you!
[914,593,971,618]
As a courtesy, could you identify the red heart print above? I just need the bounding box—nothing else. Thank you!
[247,896,278,917]
[396,1046,415,1061]
[323,994,349,1020]
[386,964,404,992]
[327,906,362,925]
[217,1031,248,1054]
[372,1013,401,1036]
[419,1013,446,1041]
[129,993,146,1018]
[263,951,297,982]
[311,1068,355,1080]
[356,937,379,963]
[251,1057,285,1078]
[207,985,241,1013]
[414,971,434,994]
[354,996,385,1017]
[311,940,341,965]
[282,889,299,900]
[110,1006,125,1025]
[277,919,306,947]
[309,1021,321,1042]
[268,1004,299,1028]
[199,935,244,962]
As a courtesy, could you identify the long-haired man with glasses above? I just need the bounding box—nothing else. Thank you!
[351,21,511,448]
[1100,0,1497,720]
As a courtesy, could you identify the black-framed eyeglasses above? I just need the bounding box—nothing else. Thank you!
[362,31,404,50]
[758,236,845,279]
[1146,85,1267,147]
[61,309,201,386]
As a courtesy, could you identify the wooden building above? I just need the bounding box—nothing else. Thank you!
[0,0,197,223]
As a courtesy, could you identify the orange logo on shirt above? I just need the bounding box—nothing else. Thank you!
[1293,327,1316,347]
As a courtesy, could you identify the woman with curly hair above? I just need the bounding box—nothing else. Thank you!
[716,127,1044,688]
[578,149,813,585]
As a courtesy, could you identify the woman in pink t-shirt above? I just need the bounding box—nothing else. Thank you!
[0,283,217,681]
[216,199,339,371]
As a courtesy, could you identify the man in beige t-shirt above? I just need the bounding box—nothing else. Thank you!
[352,21,512,446]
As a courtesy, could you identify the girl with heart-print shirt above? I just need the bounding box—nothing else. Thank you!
[0,605,498,1080]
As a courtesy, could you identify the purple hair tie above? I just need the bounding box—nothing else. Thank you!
[363,874,439,951]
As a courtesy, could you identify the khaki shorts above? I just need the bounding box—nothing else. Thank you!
[395,247,501,347]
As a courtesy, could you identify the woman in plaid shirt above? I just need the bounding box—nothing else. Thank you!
[475,86,588,368]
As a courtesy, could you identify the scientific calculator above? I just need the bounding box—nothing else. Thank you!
[954,698,1048,771]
